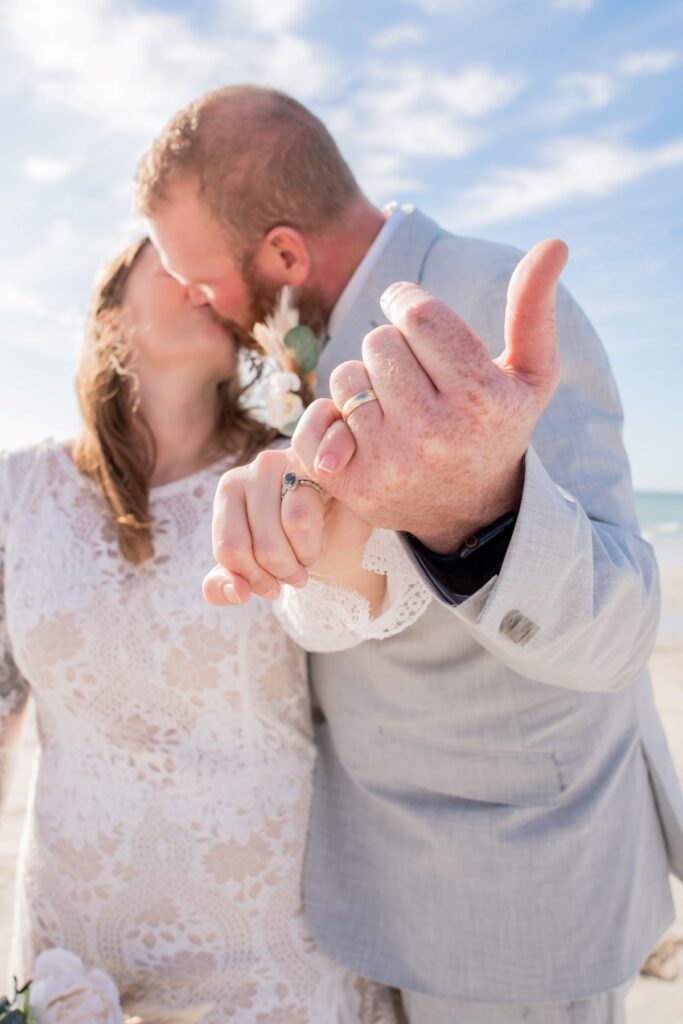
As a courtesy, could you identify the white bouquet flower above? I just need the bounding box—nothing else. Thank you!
[1,948,213,1024]
[248,287,321,436]
[249,371,305,431]
[29,949,122,1024]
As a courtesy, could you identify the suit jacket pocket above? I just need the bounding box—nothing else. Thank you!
[378,728,565,808]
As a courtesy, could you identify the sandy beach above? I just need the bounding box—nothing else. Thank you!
[1,549,681,1018]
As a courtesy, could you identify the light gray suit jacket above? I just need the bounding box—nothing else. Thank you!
[303,209,683,1003]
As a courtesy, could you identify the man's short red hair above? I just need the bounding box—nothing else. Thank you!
[135,84,361,252]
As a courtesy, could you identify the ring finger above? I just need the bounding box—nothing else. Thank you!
[246,459,310,589]
[280,476,326,569]
[329,360,383,434]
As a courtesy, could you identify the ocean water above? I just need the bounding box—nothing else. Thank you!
[635,492,683,645]
[636,491,683,540]
[636,491,683,571]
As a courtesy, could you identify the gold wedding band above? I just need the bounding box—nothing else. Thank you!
[280,471,324,500]
[341,389,379,422]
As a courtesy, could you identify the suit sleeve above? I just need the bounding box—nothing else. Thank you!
[411,257,660,693]
[0,453,31,810]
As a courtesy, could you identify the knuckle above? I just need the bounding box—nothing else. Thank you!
[251,580,281,598]
[306,396,332,417]
[216,467,239,496]
[362,326,399,365]
[402,296,443,333]
[282,499,315,530]
[254,449,286,474]
[330,360,365,396]
[213,536,239,568]
[328,364,346,396]
[252,542,290,574]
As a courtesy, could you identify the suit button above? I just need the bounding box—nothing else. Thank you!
[499,609,539,646]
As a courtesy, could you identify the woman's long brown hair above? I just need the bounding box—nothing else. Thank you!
[73,237,274,565]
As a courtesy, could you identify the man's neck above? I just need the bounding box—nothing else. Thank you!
[311,200,387,315]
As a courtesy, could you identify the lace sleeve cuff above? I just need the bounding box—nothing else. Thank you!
[274,529,432,653]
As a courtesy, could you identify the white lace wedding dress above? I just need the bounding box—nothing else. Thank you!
[0,442,431,1022]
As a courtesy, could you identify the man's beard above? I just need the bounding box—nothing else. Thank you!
[221,252,331,352]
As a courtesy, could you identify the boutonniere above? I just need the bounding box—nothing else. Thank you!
[249,287,321,437]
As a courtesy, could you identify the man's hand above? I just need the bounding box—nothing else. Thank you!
[291,238,569,553]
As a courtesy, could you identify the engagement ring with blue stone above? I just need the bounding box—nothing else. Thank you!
[280,472,324,500]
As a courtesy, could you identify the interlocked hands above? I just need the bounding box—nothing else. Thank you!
[204,238,568,605]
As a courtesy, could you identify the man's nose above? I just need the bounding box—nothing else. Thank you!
[187,284,211,307]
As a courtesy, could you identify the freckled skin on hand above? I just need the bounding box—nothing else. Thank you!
[289,241,567,552]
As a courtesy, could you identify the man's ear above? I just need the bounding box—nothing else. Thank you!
[253,226,311,285]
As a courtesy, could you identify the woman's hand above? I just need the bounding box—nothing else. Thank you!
[203,447,376,607]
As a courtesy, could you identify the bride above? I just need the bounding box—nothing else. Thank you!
[0,238,428,1021]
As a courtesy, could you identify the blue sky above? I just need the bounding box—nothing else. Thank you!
[1,0,681,490]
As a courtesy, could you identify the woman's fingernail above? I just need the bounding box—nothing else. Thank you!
[264,586,281,600]
[315,454,337,474]
[223,583,242,604]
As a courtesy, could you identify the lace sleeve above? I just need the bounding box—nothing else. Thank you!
[0,452,31,809]
[274,529,432,653]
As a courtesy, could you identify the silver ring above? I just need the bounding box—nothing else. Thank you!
[280,471,324,500]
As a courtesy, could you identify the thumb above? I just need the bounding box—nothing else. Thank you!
[500,238,568,392]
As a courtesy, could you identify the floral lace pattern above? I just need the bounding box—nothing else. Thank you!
[275,529,432,653]
[0,443,398,1023]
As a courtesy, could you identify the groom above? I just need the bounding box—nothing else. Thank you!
[137,85,683,1022]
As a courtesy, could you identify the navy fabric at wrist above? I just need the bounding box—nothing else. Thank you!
[405,511,518,600]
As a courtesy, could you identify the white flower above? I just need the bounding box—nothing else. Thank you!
[30,948,123,1024]
[249,370,305,430]
[32,948,85,981]
[267,390,305,430]
[268,371,301,396]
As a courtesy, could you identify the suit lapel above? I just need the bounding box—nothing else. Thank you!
[315,209,443,398]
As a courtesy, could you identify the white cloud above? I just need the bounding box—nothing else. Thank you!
[449,135,683,227]
[248,33,341,100]
[545,47,679,122]
[552,0,594,11]
[0,283,41,316]
[218,0,310,33]
[331,62,523,163]
[548,71,617,118]
[353,153,423,200]
[23,157,73,182]
[399,0,469,11]
[618,49,681,75]
[326,61,523,202]
[3,0,340,136]
[4,0,220,133]
[47,219,77,245]
[372,22,426,48]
